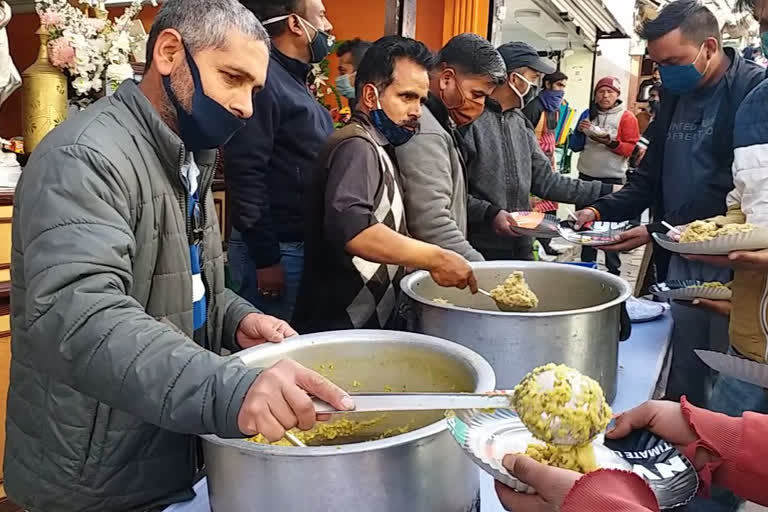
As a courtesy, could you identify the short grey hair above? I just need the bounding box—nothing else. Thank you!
[145,0,270,68]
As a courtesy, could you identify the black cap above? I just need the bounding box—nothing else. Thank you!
[497,42,556,74]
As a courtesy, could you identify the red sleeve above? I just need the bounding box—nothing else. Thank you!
[680,397,768,505]
[611,111,640,157]
[562,469,659,512]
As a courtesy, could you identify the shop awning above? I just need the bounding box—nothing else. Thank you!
[534,0,626,44]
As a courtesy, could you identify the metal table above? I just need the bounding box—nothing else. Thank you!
[165,313,674,512]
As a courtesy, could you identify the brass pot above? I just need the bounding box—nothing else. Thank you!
[22,27,67,153]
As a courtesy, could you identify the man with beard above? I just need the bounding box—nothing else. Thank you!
[295,36,478,333]
[4,1,353,510]
[225,0,335,323]
[395,33,508,262]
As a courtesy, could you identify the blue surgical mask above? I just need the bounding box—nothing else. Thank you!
[659,44,711,96]
[761,32,768,60]
[369,87,416,147]
[336,73,356,99]
[163,45,246,152]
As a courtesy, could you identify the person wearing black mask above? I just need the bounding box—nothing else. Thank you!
[3,1,358,509]
[395,33,508,262]
[295,36,478,333]
[225,0,335,324]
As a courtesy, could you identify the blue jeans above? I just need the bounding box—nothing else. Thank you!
[683,374,768,512]
[228,229,304,323]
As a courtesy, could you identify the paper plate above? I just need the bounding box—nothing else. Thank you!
[604,429,699,509]
[626,297,668,323]
[558,221,632,247]
[446,408,630,494]
[509,212,560,238]
[653,229,768,255]
[449,409,698,509]
[650,280,732,301]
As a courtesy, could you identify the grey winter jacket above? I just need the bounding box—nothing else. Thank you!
[461,100,611,251]
[5,80,261,512]
[396,95,484,261]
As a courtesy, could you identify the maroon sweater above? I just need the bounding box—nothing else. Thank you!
[563,397,768,511]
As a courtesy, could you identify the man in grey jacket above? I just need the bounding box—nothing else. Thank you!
[396,33,507,262]
[5,2,352,510]
[462,42,616,260]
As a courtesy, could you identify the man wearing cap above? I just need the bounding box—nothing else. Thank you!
[462,42,616,261]
[569,76,640,275]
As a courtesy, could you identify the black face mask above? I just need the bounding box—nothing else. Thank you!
[369,87,417,147]
[162,45,246,152]
[648,99,660,116]
[261,14,334,64]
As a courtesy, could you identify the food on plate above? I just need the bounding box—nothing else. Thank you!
[525,441,598,473]
[490,271,539,310]
[689,282,728,289]
[679,220,756,243]
[433,298,452,305]
[512,364,612,446]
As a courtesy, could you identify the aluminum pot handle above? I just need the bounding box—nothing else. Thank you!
[619,301,632,342]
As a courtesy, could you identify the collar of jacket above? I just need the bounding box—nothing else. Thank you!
[351,111,390,147]
[596,102,624,116]
[425,92,456,133]
[112,80,218,188]
[272,47,312,83]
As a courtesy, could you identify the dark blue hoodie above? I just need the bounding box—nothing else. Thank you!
[223,48,334,268]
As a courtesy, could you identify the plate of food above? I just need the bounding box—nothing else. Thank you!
[653,220,768,255]
[558,220,632,247]
[508,211,560,238]
[650,280,732,301]
[447,364,699,509]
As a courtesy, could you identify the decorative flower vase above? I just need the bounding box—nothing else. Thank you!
[22,27,68,153]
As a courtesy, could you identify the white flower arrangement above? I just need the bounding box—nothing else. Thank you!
[36,0,156,105]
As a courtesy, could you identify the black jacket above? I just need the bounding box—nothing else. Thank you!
[593,48,765,233]
[223,49,334,268]
[461,100,610,252]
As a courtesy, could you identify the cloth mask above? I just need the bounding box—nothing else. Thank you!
[369,87,417,147]
[261,14,334,64]
[510,73,539,107]
[440,75,484,126]
[336,73,356,99]
[162,45,246,152]
[538,89,564,112]
[659,44,711,95]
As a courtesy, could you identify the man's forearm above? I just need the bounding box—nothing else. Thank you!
[243,227,281,269]
[345,223,443,271]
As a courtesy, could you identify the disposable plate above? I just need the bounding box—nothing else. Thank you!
[558,221,632,247]
[653,229,768,256]
[649,280,732,301]
[508,211,560,238]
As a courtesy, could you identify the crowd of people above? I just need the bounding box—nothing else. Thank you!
[4,0,768,510]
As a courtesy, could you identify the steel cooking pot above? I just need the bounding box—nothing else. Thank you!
[201,330,496,512]
[399,261,632,402]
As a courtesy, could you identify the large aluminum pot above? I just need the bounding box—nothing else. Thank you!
[201,330,496,512]
[400,261,632,402]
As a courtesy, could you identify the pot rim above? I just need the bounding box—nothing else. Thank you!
[201,330,496,456]
[400,261,632,317]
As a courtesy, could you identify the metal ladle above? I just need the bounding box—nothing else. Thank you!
[478,288,532,313]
